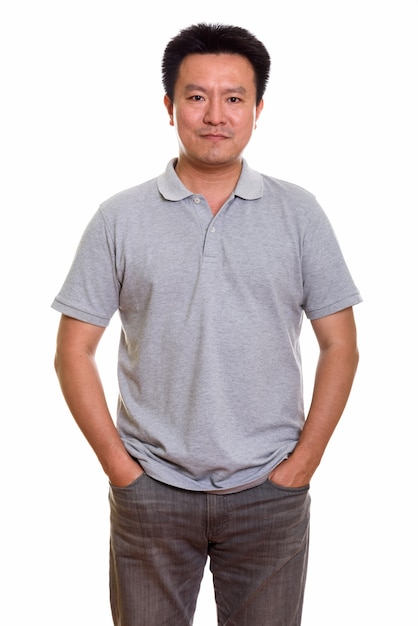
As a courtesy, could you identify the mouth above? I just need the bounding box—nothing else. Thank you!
[200,133,230,141]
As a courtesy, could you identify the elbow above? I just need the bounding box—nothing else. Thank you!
[354,344,360,372]
[54,347,63,378]
[347,339,360,379]
[53,351,59,375]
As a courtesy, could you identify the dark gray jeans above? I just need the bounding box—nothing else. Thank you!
[109,474,310,625]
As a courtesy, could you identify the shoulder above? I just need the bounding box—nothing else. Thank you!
[261,172,317,204]
[99,177,159,216]
[255,171,328,229]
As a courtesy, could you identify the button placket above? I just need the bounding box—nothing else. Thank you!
[203,213,223,259]
[190,195,225,261]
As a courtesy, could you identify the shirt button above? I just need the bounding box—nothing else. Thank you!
[193,197,200,204]
[210,226,216,233]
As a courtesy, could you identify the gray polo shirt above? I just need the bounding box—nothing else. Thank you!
[52,159,362,493]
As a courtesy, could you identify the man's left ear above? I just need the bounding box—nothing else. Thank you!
[255,99,264,128]
[256,99,264,121]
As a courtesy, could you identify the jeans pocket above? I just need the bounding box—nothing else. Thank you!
[266,478,310,494]
[109,471,147,492]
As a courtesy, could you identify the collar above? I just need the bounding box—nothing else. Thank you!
[157,158,264,202]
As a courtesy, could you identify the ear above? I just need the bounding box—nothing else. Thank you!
[164,95,174,126]
[255,98,264,123]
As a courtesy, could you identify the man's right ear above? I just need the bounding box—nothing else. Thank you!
[164,95,174,126]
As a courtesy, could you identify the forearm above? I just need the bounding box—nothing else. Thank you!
[270,307,359,487]
[54,316,141,485]
[55,353,120,462]
[293,340,359,476]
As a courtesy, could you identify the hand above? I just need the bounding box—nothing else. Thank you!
[268,456,312,489]
[108,457,144,488]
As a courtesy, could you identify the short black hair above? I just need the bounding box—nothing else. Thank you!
[162,23,270,105]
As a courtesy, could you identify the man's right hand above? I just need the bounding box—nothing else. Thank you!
[108,457,145,488]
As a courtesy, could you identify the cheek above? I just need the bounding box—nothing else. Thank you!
[235,116,257,138]
[175,106,201,126]
[231,109,256,127]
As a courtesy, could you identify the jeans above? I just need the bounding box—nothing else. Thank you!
[109,474,310,626]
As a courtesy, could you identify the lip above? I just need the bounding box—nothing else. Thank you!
[200,133,229,140]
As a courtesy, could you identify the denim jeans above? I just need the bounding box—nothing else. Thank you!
[109,474,310,625]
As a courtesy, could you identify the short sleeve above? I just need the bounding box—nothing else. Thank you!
[302,204,362,320]
[51,208,120,326]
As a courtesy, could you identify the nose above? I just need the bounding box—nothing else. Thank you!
[203,99,225,126]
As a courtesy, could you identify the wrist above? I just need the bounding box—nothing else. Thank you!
[100,444,142,482]
[107,457,144,488]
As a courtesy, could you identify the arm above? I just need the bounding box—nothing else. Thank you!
[54,314,143,487]
[269,306,359,487]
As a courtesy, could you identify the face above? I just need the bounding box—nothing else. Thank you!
[164,53,263,170]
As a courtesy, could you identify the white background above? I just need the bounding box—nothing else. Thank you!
[1,1,417,624]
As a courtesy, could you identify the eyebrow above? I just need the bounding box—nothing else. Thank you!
[183,83,248,95]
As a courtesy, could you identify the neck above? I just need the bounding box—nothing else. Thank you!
[175,157,243,215]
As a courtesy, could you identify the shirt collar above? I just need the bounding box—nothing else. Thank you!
[157,158,264,202]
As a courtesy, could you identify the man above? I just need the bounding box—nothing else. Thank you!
[53,23,361,626]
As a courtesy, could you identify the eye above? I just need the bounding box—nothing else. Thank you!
[189,95,205,101]
[228,97,241,103]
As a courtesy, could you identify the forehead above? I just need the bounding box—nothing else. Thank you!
[175,53,256,90]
